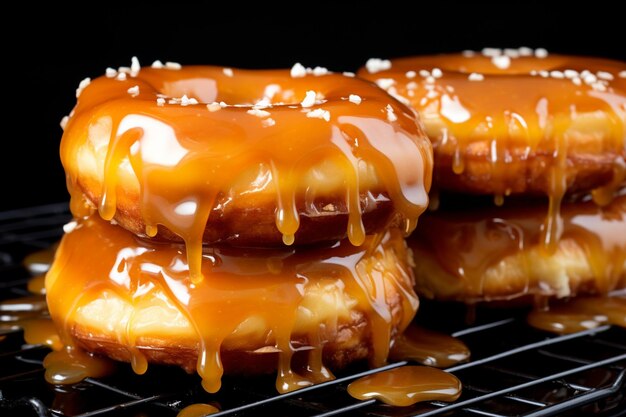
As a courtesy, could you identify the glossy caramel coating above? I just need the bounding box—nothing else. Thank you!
[359,52,626,198]
[45,215,419,393]
[61,64,432,282]
[408,193,626,302]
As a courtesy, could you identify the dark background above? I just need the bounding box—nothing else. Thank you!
[3,2,625,211]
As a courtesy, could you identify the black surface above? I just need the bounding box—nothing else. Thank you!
[3,1,626,210]
[0,204,625,416]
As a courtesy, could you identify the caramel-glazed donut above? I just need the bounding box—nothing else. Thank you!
[46,215,418,394]
[61,62,432,252]
[408,191,626,302]
[359,50,626,200]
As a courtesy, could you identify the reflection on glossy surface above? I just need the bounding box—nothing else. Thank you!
[347,365,461,406]
[45,215,418,393]
[177,403,220,417]
[528,294,626,334]
[389,325,470,367]
[61,64,433,281]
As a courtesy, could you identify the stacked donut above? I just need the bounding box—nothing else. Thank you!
[359,49,626,302]
[46,61,433,392]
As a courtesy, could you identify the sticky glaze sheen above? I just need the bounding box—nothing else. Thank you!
[61,64,433,282]
[45,216,419,393]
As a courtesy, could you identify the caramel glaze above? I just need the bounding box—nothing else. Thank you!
[528,293,626,334]
[360,52,626,251]
[177,404,220,417]
[45,215,419,393]
[409,192,626,302]
[347,365,461,406]
[61,65,433,282]
[389,325,470,368]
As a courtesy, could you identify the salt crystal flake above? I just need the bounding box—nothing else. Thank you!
[262,118,276,127]
[482,48,502,57]
[597,71,614,81]
[306,108,331,121]
[365,58,391,74]
[406,70,417,79]
[518,47,533,56]
[468,73,484,81]
[300,90,317,108]
[375,78,395,90]
[311,66,329,76]
[247,108,271,118]
[535,48,548,58]
[290,63,307,78]
[76,77,91,97]
[343,71,355,77]
[223,68,234,77]
[60,116,69,130]
[130,56,141,75]
[127,85,140,97]
[619,71,626,78]
[151,60,164,69]
[165,61,182,70]
[63,220,77,234]
[348,94,362,104]
[386,104,397,122]
[431,68,443,78]
[105,67,117,78]
[492,55,511,70]
[116,72,127,81]
[206,102,222,112]
[264,84,281,99]
[156,97,166,106]
[550,70,565,79]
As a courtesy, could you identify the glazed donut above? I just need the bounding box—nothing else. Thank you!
[61,62,432,253]
[408,191,626,302]
[45,215,418,393]
[358,50,626,200]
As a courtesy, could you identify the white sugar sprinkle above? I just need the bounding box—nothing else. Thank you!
[535,48,548,58]
[116,72,127,81]
[518,47,533,56]
[584,73,597,84]
[76,77,91,97]
[538,70,549,78]
[63,220,77,234]
[572,77,582,86]
[365,58,391,74]
[504,48,520,58]
[550,70,564,79]
[348,94,362,104]
[301,90,317,108]
[223,68,234,77]
[386,104,397,122]
[247,108,271,118]
[431,68,443,78]
[419,69,430,78]
[151,60,164,69]
[130,56,141,75]
[206,102,221,112]
[262,118,276,127]
[482,48,502,57]
[60,116,69,130]
[312,66,329,76]
[405,70,416,79]
[468,72,484,81]
[127,85,140,97]
[343,71,355,77]
[291,63,307,78]
[564,70,578,79]
[597,71,614,80]
[376,78,395,90]
[492,55,511,69]
[165,61,182,70]
[105,67,117,78]
[306,108,331,121]
[156,97,166,106]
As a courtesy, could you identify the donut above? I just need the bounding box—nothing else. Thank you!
[61,62,432,261]
[358,50,626,202]
[407,191,626,302]
[45,215,419,393]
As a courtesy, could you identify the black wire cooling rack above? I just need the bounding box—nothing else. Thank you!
[1,203,625,417]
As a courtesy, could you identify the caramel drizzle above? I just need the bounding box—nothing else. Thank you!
[62,68,432,282]
[45,216,418,393]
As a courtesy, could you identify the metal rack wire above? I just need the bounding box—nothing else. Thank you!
[1,203,625,417]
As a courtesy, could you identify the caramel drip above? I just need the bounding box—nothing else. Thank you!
[45,216,418,393]
[61,67,432,282]
[390,325,470,368]
[0,295,62,349]
[411,193,626,301]
[44,347,115,384]
[347,366,462,406]
[23,244,58,275]
[592,158,626,206]
[528,295,626,334]
[27,275,47,295]
[177,404,220,417]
